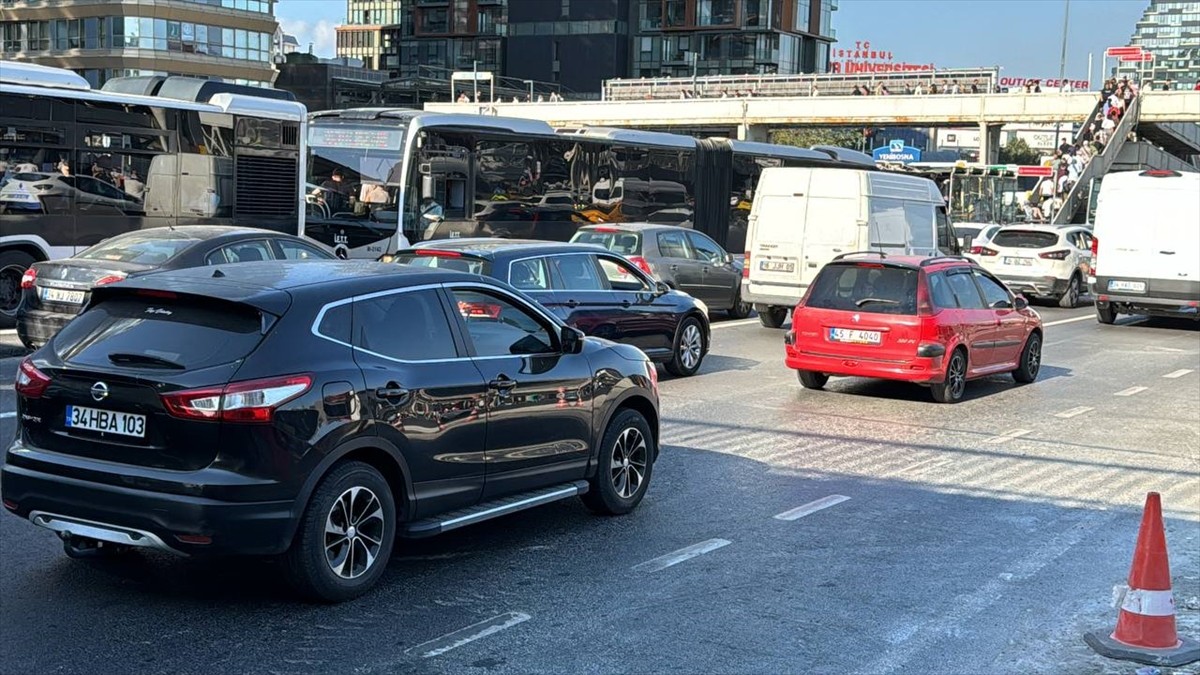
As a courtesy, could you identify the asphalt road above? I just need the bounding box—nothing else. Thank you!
[1,306,1198,675]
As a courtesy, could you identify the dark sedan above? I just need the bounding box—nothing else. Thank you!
[395,239,712,377]
[17,226,334,349]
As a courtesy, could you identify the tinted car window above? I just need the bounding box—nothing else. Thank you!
[657,231,690,258]
[317,302,352,344]
[394,253,490,276]
[551,254,605,291]
[452,289,554,356]
[927,272,958,309]
[220,240,273,263]
[54,296,264,371]
[509,258,551,291]
[571,230,642,256]
[974,271,1012,308]
[278,240,333,260]
[686,232,724,263]
[993,230,1059,249]
[354,289,456,361]
[75,232,199,265]
[945,270,986,309]
[598,256,650,292]
[806,264,919,315]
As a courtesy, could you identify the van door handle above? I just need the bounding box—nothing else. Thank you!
[1160,250,1176,255]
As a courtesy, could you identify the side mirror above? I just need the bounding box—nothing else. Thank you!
[1013,295,1029,310]
[723,252,734,265]
[654,281,670,296]
[561,326,585,354]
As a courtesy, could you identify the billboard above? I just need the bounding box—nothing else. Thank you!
[872,140,922,163]
[830,41,935,74]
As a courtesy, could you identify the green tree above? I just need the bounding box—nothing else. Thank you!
[770,127,864,151]
[998,137,1041,165]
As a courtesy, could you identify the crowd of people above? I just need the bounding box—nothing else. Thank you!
[1024,77,1138,223]
[456,91,566,104]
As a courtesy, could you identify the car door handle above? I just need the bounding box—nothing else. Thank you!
[564,299,579,308]
[488,376,518,391]
[620,299,631,307]
[375,384,410,401]
[669,264,678,271]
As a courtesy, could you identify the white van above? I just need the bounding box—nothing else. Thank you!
[1090,169,1200,324]
[741,167,959,327]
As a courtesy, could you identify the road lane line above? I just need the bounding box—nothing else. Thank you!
[774,495,850,521]
[1114,386,1148,397]
[985,428,1032,444]
[711,318,761,330]
[0,412,14,419]
[1044,314,1094,327]
[405,612,531,658]
[1054,406,1094,419]
[1164,369,1194,379]
[632,538,731,572]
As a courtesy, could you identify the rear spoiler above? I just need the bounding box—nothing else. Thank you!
[87,278,292,319]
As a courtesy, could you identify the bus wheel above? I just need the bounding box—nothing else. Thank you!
[0,251,35,330]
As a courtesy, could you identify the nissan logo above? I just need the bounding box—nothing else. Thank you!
[90,382,109,402]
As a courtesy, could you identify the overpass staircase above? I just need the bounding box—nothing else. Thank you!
[1052,95,1141,225]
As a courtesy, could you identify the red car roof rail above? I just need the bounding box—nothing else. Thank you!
[832,251,889,261]
[919,255,974,267]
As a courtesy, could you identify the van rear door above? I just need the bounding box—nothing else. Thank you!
[747,191,808,291]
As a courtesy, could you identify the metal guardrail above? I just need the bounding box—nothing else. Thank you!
[602,68,1000,100]
[1052,95,1141,225]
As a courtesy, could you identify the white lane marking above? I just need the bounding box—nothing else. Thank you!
[1043,314,1095,327]
[632,538,731,572]
[1114,386,1148,397]
[1164,369,1194,379]
[711,318,760,330]
[0,329,14,336]
[405,612,531,659]
[0,412,15,419]
[1054,406,1094,419]
[774,495,850,521]
[893,457,951,476]
[985,428,1032,444]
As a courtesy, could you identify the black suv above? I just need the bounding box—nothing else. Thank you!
[395,239,712,377]
[2,261,659,601]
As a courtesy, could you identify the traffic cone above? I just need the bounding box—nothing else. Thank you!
[1084,492,1200,667]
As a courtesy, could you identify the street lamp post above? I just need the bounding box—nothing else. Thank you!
[1053,0,1071,222]
[523,79,534,101]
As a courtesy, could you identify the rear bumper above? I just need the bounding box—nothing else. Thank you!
[741,287,800,309]
[2,446,297,556]
[16,307,77,348]
[784,344,945,383]
[996,274,1069,298]
[1090,276,1200,318]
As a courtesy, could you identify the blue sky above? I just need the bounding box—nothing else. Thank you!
[277,0,1146,83]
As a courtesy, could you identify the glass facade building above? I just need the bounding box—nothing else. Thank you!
[1117,0,1200,89]
[335,0,403,69]
[0,0,279,87]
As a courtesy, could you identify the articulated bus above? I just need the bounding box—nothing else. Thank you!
[302,109,874,259]
[0,61,307,327]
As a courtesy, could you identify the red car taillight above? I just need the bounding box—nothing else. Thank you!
[161,374,313,424]
[628,256,655,276]
[916,274,936,316]
[19,267,36,290]
[742,251,750,278]
[970,246,999,256]
[1038,250,1070,260]
[94,273,127,286]
[15,358,51,398]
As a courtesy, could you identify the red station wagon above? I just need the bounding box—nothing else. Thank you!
[784,253,1043,403]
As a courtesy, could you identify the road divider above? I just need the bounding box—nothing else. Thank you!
[1054,406,1094,419]
[405,612,531,659]
[1114,386,1148,397]
[1163,369,1194,379]
[985,428,1032,444]
[632,538,731,572]
[774,495,850,521]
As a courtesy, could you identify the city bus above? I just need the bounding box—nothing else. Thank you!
[302,109,873,259]
[0,61,307,327]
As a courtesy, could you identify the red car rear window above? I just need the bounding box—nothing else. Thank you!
[807,264,920,315]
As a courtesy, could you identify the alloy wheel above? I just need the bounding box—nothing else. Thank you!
[679,324,703,370]
[610,427,648,499]
[1027,335,1042,377]
[323,486,386,580]
[948,354,967,399]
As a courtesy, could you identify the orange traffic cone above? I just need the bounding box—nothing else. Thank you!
[1084,492,1200,667]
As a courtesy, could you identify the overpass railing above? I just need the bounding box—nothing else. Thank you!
[1052,95,1141,225]
[602,68,1000,101]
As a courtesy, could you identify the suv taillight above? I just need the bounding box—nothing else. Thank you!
[19,267,36,290]
[15,358,51,398]
[161,374,313,424]
[970,246,999,256]
[742,251,750,278]
[1038,250,1070,260]
[628,256,654,276]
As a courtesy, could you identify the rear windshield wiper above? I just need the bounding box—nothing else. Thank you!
[855,298,901,307]
[107,352,186,370]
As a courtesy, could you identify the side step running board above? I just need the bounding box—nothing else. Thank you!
[401,480,589,538]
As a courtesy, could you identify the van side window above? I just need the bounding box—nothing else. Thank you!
[935,208,959,254]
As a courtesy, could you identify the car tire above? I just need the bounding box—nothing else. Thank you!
[665,316,706,377]
[282,461,396,603]
[1096,302,1117,325]
[728,296,752,319]
[0,250,36,330]
[931,348,968,404]
[581,408,654,516]
[1012,332,1042,384]
[796,370,829,390]
[1058,274,1081,309]
[758,305,788,328]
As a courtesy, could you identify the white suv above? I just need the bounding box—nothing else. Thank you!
[969,225,1094,308]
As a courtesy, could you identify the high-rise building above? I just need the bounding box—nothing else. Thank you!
[631,0,837,77]
[1117,0,1200,89]
[335,0,402,70]
[0,0,280,87]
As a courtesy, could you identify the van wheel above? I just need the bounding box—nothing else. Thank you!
[758,306,788,328]
[665,317,706,377]
[0,250,36,330]
[1096,302,1117,325]
[1058,274,1081,308]
[581,408,654,515]
[282,461,396,603]
[931,349,968,403]
[1012,332,1042,384]
[797,370,828,390]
